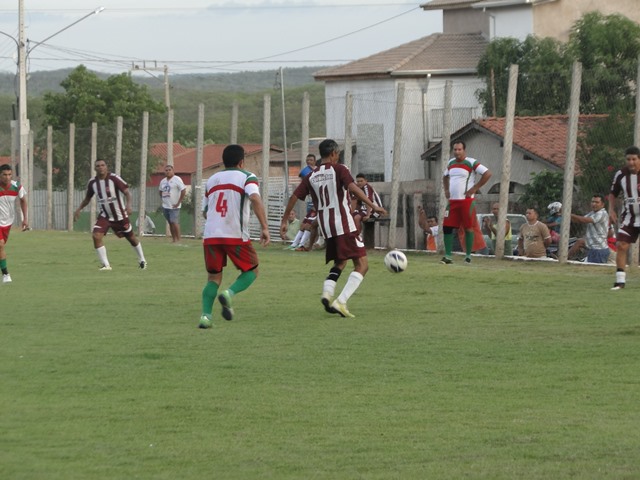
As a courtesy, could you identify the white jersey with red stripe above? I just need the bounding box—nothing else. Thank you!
[203,168,260,244]
[444,157,488,200]
[0,180,26,227]
[293,163,356,239]
[85,173,129,221]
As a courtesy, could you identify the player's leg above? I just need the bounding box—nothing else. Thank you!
[462,199,476,262]
[441,202,455,263]
[0,230,11,282]
[612,239,629,290]
[122,226,147,269]
[330,233,367,318]
[201,244,224,328]
[91,227,112,270]
[218,244,260,321]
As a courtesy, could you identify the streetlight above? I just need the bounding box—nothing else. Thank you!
[7,2,105,216]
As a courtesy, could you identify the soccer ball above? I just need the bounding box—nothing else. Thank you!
[384,250,408,273]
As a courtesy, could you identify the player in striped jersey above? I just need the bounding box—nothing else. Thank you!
[73,159,147,271]
[441,140,492,264]
[199,144,270,328]
[280,139,387,318]
[0,164,28,283]
[608,145,640,290]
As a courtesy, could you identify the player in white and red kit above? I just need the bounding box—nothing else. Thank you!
[442,140,491,264]
[74,159,147,271]
[608,145,640,290]
[199,144,270,328]
[0,164,28,283]
[280,139,387,318]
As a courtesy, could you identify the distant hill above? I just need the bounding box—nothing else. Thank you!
[0,66,327,97]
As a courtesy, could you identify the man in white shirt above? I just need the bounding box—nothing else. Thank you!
[159,165,187,242]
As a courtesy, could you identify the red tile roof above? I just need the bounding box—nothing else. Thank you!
[474,115,608,168]
[149,142,190,161]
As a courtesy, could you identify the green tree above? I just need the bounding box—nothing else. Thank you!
[567,12,640,114]
[517,170,564,213]
[41,65,165,188]
[476,36,571,116]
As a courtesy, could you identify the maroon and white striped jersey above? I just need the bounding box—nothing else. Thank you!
[293,163,356,239]
[610,166,640,228]
[84,173,130,221]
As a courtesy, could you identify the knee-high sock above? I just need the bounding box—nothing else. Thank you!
[96,246,110,267]
[300,230,311,248]
[465,230,474,257]
[229,269,257,295]
[132,243,146,262]
[337,272,364,304]
[444,233,453,257]
[202,281,219,316]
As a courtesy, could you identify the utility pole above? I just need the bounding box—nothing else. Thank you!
[278,67,289,198]
[131,62,172,164]
[18,0,29,193]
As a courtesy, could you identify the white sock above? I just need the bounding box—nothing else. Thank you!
[616,271,626,284]
[96,246,109,267]
[133,243,146,262]
[323,279,337,298]
[300,230,311,247]
[291,230,304,247]
[337,272,364,304]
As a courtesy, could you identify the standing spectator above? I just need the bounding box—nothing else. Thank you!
[199,144,270,328]
[0,164,28,283]
[74,159,147,271]
[417,207,438,251]
[280,139,387,318]
[483,202,513,255]
[517,207,551,258]
[608,146,640,290]
[441,140,492,264]
[159,165,187,243]
[569,194,610,264]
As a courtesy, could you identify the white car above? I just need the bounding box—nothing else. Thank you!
[476,213,527,255]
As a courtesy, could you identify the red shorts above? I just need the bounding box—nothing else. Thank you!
[0,225,11,243]
[325,232,366,264]
[203,242,259,273]
[443,198,476,230]
[93,216,133,238]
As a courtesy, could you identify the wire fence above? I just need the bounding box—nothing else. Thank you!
[7,61,640,264]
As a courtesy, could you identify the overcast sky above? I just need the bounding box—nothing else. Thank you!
[0,1,442,77]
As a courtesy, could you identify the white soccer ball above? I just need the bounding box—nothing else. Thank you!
[384,250,408,273]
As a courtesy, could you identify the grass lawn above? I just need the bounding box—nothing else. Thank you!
[1,230,639,479]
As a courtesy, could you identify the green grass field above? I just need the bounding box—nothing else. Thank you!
[2,231,639,479]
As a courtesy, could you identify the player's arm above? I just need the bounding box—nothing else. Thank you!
[19,195,28,230]
[443,175,450,200]
[249,193,270,246]
[348,183,387,216]
[73,192,93,221]
[123,187,133,215]
[607,192,618,225]
[466,169,492,197]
